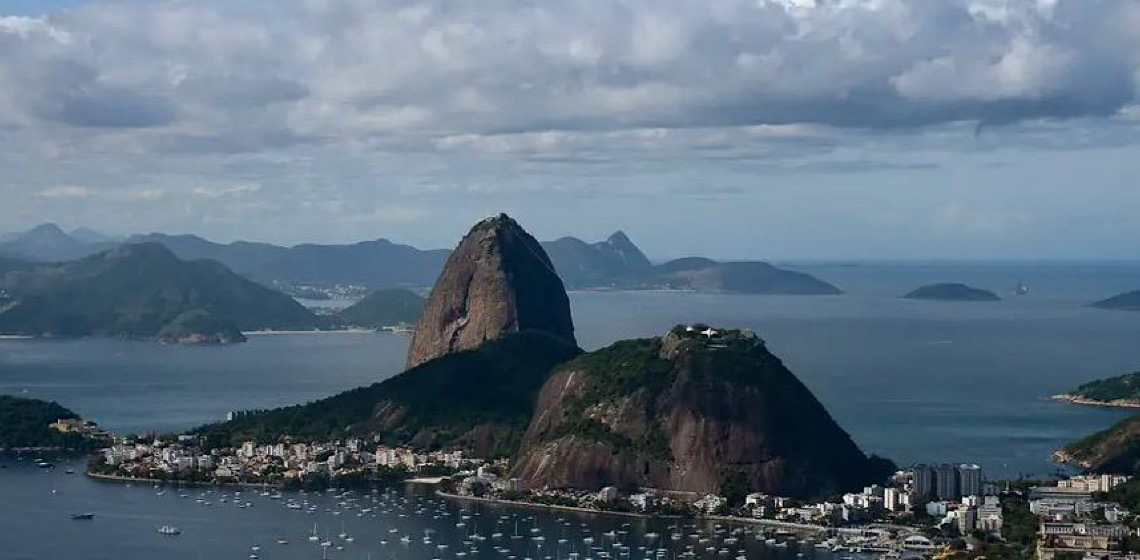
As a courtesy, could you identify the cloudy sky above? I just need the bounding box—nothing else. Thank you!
[2,0,1140,259]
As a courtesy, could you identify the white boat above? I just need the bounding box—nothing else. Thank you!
[157,525,182,536]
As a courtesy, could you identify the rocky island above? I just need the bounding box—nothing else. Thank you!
[903,283,1001,302]
[1092,290,1140,311]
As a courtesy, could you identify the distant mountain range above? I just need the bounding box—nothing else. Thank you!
[0,243,319,343]
[0,223,841,295]
[0,224,119,263]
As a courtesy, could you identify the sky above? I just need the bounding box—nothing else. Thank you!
[2,0,1140,260]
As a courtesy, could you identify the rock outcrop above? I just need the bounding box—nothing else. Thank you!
[407,214,576,369]
[512,325,884,498]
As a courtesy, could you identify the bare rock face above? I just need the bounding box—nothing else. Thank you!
[406,214,577,369]
[512,325,884,498]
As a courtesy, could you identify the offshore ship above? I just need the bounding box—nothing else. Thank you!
[1014,280,1030,296]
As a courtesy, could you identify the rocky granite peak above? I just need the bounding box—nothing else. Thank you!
[604,230,652,270]
[406,214,577,369]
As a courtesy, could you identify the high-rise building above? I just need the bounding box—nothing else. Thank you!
[883,487,901,511]
[911,464,934,500]
[959,464,983,498]
[957,508,978,534]
[935,463,958,500]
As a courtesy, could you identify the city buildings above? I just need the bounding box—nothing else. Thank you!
[909,463,985,502]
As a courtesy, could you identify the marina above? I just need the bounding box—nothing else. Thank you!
[2,456,882,560]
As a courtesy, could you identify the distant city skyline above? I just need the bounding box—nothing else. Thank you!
[3,1,1140,260]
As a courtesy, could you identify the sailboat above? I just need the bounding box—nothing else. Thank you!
[1014,280,1029,296]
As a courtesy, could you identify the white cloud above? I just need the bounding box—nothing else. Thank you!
[37,185,89,198]
[1,0,1140,257]
[191,183,262,199]
[0,0,1135,151]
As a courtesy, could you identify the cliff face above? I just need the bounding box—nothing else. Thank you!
[512,326,879,498]
[407,214,576,368]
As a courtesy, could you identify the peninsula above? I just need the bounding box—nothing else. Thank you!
[0,394,109,451]
[1052,371,1140,409]
[1092,290,1140,311]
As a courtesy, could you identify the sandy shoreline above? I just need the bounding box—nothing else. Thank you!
[406,476,446,484]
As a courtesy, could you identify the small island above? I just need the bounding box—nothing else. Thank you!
[1091,290,1140,311]
[1052,371,1140,408]
[903,283,1001,302]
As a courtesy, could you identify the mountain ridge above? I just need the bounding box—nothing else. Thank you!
[0,243,319,343]
[1,224,841,295]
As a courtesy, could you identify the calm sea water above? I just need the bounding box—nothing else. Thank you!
[2,456,838,560]
[3,261,1140,559]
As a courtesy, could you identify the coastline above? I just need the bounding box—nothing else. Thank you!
[435,489,831,534]
[84,471,839,536]
[436,489,681,520]
[243,329,377,336]
[1050,394,1140,409]
[86,471,284,490]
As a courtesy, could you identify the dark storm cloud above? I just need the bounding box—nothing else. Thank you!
[46,88,177,128]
